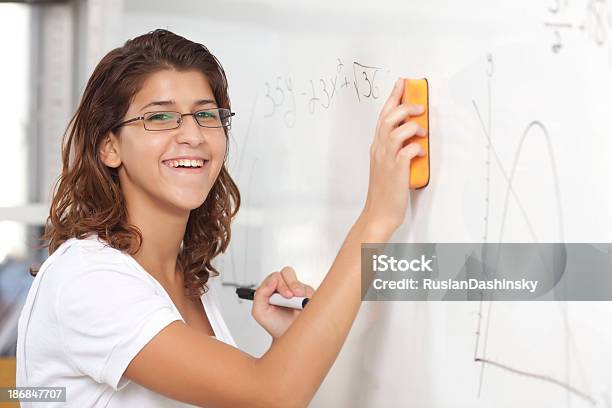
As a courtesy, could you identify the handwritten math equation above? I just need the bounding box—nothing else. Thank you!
[544,0,612,61]
[262,58,389,128]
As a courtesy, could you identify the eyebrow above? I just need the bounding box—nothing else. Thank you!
[139,99,217,112]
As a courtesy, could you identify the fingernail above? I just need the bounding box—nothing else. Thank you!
[395,78,402,88]
[417,105,425,113]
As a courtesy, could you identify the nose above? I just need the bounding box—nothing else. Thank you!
[175,114,205,146]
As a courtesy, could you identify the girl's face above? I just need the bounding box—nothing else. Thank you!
[105,69,227,215]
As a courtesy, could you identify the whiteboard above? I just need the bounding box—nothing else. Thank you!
[110,1,612,406]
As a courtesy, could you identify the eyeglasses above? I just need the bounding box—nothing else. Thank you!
[113,108,235,131]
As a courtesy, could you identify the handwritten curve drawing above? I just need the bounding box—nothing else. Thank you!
[470,53,599,406]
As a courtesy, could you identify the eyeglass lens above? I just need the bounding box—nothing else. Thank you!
[143,108,232,130]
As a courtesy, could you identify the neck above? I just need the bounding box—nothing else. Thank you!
[125,191,189,287]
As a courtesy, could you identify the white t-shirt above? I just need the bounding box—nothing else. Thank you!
[16,234,237,407]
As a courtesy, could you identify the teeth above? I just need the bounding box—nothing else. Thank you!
[164,159,205,168]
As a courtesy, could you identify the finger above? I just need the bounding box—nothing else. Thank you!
[254,273,279,300]
[304,285,315,298]
[276,267,295,298]
[378,104,425,144]
[379,78,405,120]
[372,81,405,145]
[397,142,426,166]
[252,273,280,318]
[280,266,305,297]
[388,121,427,156]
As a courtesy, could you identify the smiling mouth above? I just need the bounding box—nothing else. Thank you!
[161,159,208,169]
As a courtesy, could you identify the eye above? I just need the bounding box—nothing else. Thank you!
[147,112,174,121]
[196,110,218,119]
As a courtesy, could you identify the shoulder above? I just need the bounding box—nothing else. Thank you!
[50,234,131,271]
[51,235,178,331]
[42,237,184,390]
[44,234,156,291]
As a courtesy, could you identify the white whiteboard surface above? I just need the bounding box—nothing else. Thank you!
[106,1,612,406]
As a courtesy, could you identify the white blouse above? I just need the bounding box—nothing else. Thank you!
[16,234,237,407]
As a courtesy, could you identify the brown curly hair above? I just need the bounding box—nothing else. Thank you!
[30,29,241,300]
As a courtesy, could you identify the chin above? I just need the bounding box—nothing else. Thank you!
[177,198,207,212]
[165,191,210,213]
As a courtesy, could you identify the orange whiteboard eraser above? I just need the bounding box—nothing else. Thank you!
[401,78,430,189]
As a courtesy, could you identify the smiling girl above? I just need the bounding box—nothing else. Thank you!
[16,29,426,407]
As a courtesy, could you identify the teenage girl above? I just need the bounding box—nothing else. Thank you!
[16,29,426,407]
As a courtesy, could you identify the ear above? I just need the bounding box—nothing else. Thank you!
[99,132,122,168]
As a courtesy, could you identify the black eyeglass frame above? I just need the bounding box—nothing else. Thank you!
[113,108,236,131]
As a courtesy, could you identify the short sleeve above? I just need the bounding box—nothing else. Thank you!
[55,259,182,390]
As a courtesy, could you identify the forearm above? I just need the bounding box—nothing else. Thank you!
[256,212,394,407]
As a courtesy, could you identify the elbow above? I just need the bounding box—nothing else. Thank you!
[259,381,309,408]
[267,393,309,408]
[253,360,311,408]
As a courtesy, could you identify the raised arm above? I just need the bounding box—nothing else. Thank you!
[125,78,427,407]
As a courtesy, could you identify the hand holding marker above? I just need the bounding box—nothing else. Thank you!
[236,287,310,310]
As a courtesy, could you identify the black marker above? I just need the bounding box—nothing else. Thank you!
[236,287,309,310]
